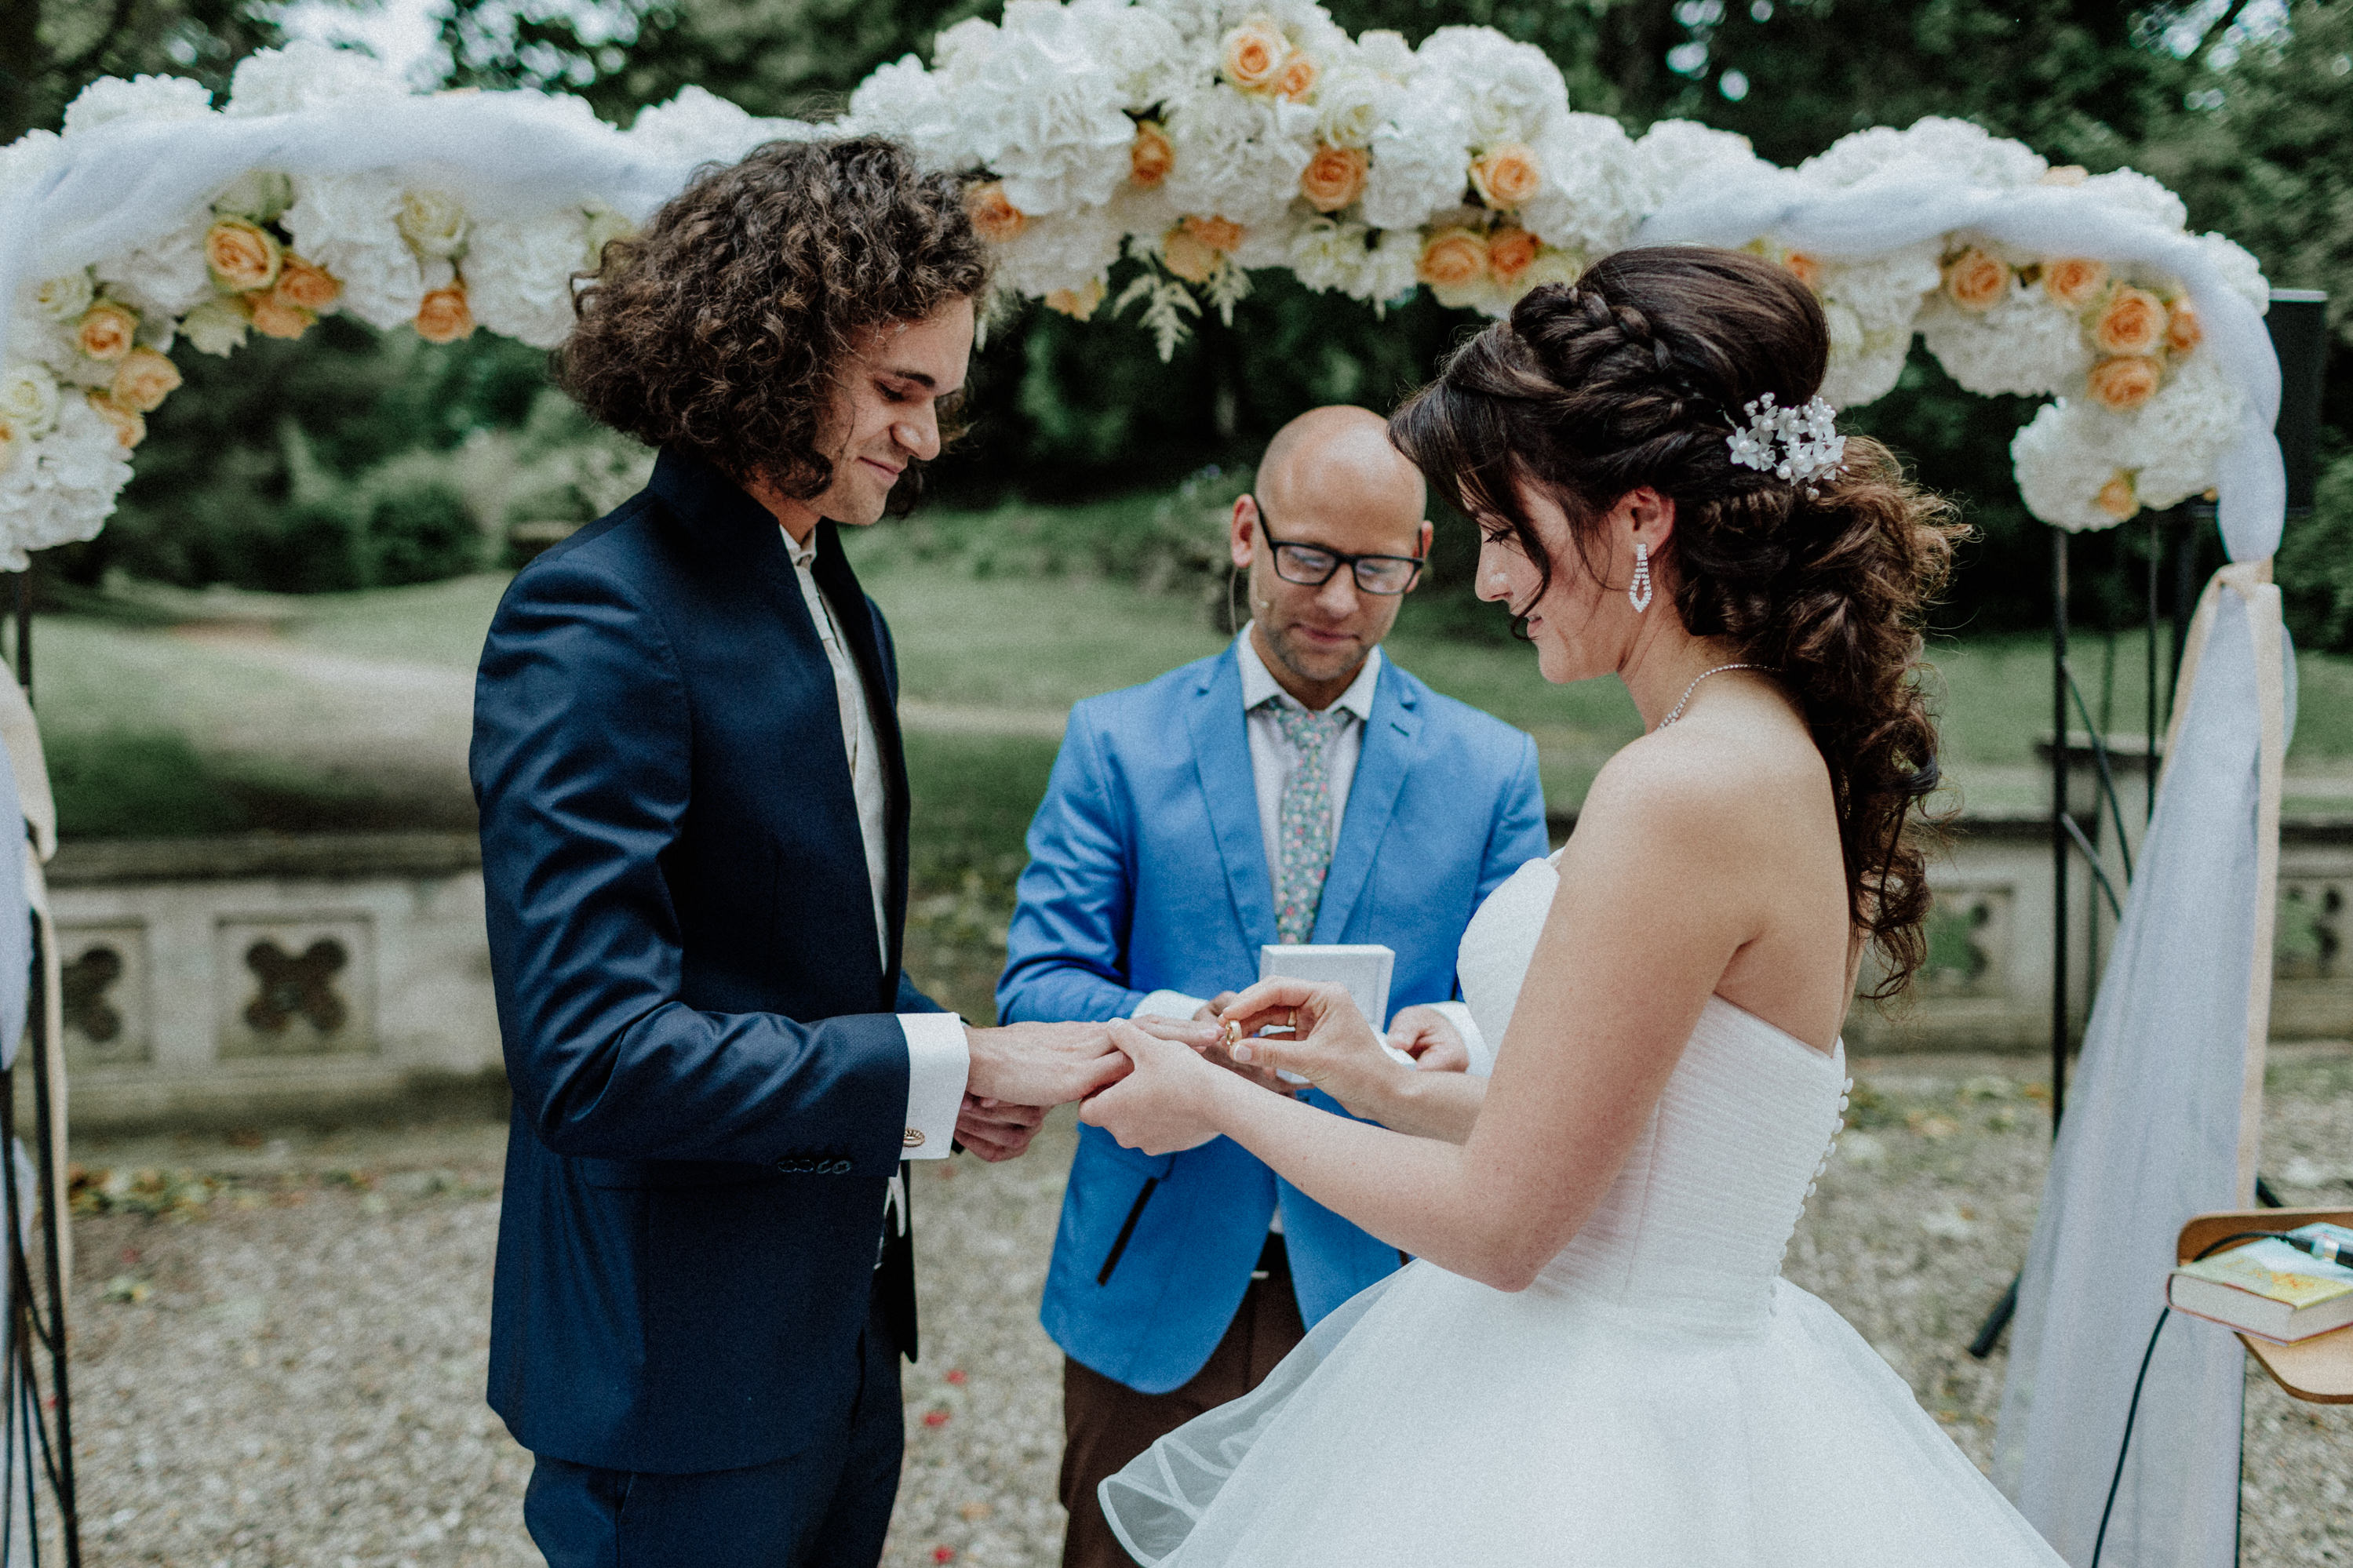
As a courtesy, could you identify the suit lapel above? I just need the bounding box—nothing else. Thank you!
[1313,662,1419,943]
[1185,651,1279,949]
[811,525,912,1000]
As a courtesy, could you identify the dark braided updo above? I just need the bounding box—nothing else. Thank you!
[1390,246,1965,998]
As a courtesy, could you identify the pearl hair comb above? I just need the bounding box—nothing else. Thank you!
[1725,393,1847,496]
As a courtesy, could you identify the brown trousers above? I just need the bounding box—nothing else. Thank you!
[1058,1235,1306,1568]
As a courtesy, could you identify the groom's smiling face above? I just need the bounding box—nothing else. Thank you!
[796,297,975,533]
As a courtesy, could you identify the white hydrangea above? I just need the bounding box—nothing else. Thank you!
[94,218,215,318]
[0,396,134,569]
[1069,0,1195,111]
[1920,279,2091,398]
[2108,350,2246,510]
[1286,218,1399,301]
[628,85,812,169]
[939,2,1138,216]
[2012,400,2132,533]
[1809,242,1939,406]
[0,364,60,439]
[1627,120,1765,214]
[226,41,406,116]
[1310,47,1398,151]
[1414,27,1566,149]
[1360,98,1470,233]
[845,60,968,173]
[282,173,427,331]
[60,74,212,136]
[1161,82,1316,226]
[1800,117,2045,191]
[2078,167,2187,232]
[464,211,593,348]
[1520,112,1639,256]
[1819,315,1912,408]
[992,206,1127,297]
[1353,28,1414,78]
[2191,232,2270,312]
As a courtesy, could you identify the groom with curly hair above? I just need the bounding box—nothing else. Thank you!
[472,137,1167,1566]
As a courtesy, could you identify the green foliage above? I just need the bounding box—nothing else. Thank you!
[0,0,275,142]
[46,729,250,838]
[2278,450,2353,651]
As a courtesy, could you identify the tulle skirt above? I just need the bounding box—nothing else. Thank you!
[1101,1261,2067,1566]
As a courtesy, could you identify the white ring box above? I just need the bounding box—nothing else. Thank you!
[1255,944,1410,1083]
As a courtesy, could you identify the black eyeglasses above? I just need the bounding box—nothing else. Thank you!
[1251,500,1425,596]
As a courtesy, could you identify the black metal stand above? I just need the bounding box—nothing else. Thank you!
[1,567,80,1566]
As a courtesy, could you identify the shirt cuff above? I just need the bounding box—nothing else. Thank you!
[1131,989,1210,1021]
[898,1013,970,1160]
[1425,1001,1492,1078]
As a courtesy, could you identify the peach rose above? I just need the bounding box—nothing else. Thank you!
[1045,278,1106,321]
[1219,16,1288,90]
[0,418,16,476]
[205,218,282,292]
[2091,286,2166,357]
[2042,257,2108,311]
[110,347,182,414]
[1417,227,1488,289]
[1161,229,1218,283]
[75,300,139,362]
[2165,299,2202,355]
[963,181,1028,245]
[1782,251,1823,292]
[1487,227,1541,285]
[248,293,315,340]
[1942,247,2009,311]
[1299,145,1369,213]
[2087,355,2162,412]
[414,286,476,344]
[2096,471,2138,521]
[274,253,343,313]
[1183,215,1245,253]
[1275,52,1319,102]
[1468,144,1543,210]
[1130,122,1175,188]
[85,391,145,450]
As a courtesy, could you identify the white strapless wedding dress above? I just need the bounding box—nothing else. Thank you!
[1100,854,2065,1566]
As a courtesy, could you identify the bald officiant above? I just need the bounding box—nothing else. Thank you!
[998,406,1550,1568]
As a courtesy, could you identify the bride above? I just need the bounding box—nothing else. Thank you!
[1076,247,2067,1566]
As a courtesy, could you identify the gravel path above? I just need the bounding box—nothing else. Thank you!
[55,1050,2353,1567]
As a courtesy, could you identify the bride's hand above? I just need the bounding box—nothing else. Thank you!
[1079,1021,1230,1155]
[1216,979,1410,1122]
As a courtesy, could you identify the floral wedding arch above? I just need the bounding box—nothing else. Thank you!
[0,5,2299,1566]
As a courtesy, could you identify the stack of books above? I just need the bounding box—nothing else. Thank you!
[2168,1223,2353,1344]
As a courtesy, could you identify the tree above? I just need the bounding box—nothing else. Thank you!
[0,0,275,144]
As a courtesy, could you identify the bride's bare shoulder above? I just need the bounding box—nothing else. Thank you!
[1574,711,1828,860]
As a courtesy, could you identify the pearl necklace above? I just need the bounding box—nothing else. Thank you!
[1656,664,1770,730]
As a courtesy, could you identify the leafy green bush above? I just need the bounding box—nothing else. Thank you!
[359,471,482,587]
[2278,450,2353,653]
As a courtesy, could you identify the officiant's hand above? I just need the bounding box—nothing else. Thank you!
[1216,980,1408,1124]
[1386,1006,1470,1072]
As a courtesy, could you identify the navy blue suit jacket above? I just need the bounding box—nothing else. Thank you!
[473,449,940,1475]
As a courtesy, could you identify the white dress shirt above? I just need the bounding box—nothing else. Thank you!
[784,528,966,1159]
[1131,627,1484,1061]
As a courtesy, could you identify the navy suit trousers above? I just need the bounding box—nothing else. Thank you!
[523,1296,904,1568]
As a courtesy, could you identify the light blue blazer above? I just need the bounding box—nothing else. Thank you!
[1000,645,1549,1394]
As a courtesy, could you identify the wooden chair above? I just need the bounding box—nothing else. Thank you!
[2177,1206,2353,1403]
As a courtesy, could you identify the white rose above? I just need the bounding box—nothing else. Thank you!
[210,169,293,222]
[226,41,405,115]
[31,272,93,323]
[846,59,967,173]
[180,298,250,358]
[1920,279,2091,398]
[398,188,472,260]
[1310,56,1393,151]
[0,364,60,438]
[60,74,213,136]
[1353,29,1415,80]
[94,218,215,318]
[1162,82,1317,228]
[1360,99,1471,232]
[464,211,593,348]
[282,173,425,331]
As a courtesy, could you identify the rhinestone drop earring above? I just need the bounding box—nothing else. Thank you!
[1628,540,1653,613]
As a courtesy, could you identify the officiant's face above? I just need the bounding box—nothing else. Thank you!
[809,297,976,527]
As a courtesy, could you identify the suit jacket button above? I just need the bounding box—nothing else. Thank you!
[902,1128,925,1149]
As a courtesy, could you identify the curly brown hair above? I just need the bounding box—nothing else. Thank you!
[1390,247,1967,998]
[557,136,992,503]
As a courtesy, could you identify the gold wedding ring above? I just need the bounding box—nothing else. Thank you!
[1222,1019,1242,1050]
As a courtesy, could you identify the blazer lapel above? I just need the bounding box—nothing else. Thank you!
[810,525,912,1000]
[1184,651,1279,949]
[1312,662,1419,943]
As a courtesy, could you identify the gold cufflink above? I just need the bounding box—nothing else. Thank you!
[902,1128,925,1148]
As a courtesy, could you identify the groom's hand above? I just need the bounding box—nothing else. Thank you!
[954,1093,1047,1162]
[965,1020,1132,1107]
